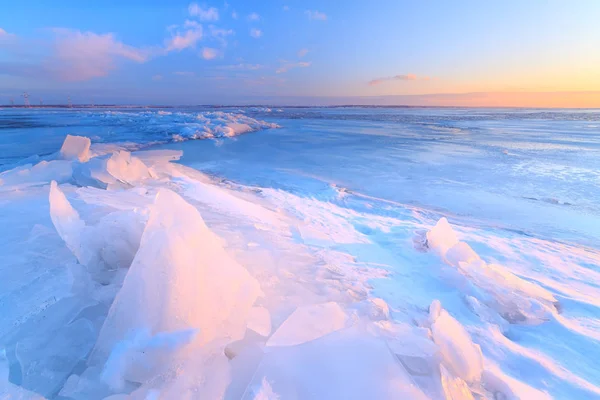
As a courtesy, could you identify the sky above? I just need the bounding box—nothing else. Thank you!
[1,0,600,106]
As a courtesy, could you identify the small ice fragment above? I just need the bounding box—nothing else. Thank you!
[106,151,151,185]
[429,299,442,324]
[429,301,484,384]
[440,364,475,400]
[445,242,480,267]
[60,134,91,162]
[266,302,347,347]
[426,217,459,257]
[369,297,390,320]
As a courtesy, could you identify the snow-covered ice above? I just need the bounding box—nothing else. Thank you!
[1,107,600,399]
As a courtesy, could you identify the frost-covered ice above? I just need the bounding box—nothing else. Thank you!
[1,107,600,399]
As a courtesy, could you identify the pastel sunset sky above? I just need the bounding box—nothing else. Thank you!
[1,0,599,106]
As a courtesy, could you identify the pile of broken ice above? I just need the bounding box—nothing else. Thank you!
[0,135,555,399]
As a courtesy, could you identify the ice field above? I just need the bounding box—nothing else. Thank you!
[1,107,600,399]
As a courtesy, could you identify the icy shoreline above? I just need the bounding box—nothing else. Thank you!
[1,131,600,399]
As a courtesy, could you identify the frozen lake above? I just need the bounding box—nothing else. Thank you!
[1,107,600,399]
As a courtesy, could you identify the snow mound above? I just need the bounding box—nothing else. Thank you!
[60,135,91,162]
[426,218,559,324]
[91,189,262,369]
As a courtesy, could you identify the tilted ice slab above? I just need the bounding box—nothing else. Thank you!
[428,299,484,384]
[90,189,262,390]
[426,217,559,324]
[49,181,146,284]
[60,135,91,162]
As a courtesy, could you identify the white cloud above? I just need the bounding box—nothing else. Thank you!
[247,12,260,21]
[51,29,148,81]
[188,3,219,21]
[0,27,16,43]
[305,10,327,21]
[297,48,309,58]
[250,28,262,38]
[208,26,234,46]
[184,20,200,28]
[283,6,290,11]
[276,61,311,74]
[368,74,422,86]
[152,74,163,81]
[165,25,203,52]
[209,26,234,38]
[202,47,218,60]
[232,11,238,19]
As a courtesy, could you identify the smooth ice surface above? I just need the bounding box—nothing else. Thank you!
[247,328,428,400]
[1,107,600,399]
[266,302,348,347]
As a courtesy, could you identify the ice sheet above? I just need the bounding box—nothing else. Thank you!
[1,107,599,399]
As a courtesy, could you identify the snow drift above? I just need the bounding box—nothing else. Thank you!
[426,218,559,325]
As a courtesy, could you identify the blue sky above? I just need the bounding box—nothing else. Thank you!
[1,0,599,105]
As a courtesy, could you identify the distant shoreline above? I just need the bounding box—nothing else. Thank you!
[2,104,599,110]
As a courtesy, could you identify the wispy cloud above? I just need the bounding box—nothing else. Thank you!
[218,63,264,71]
[250,28,262,38]
[297,48,309,58]
[276,61,311,74]
[51,29,148,81]
[305,10,327,21]
[231,11,238,19]
[244,76,286,87]
[174,71,195,76]
[0,28,148,82]
[188,3,219,21]
[202,47,218,60]
[165,25,203,51]
[283,6,290,11]
[0,28,15,38]
[209,26,234,37]
[152,74,163,81]
[247,12,261,21]
[368,73,429,86]
[208,25,234,46]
